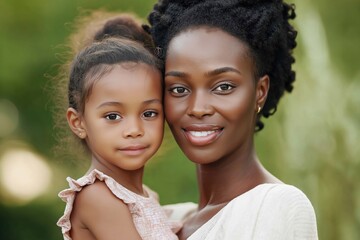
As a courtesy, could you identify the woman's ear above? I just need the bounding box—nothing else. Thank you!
[255,75,270,113]
[66,108,87,139]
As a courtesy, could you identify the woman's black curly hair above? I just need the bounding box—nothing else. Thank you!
[146,0,297,131]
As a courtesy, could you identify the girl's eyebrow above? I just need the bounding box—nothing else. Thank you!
[97,99,162,109]
[143,99,162,105]
[97,101,123,109]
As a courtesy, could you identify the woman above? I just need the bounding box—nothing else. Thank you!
[147,0,318,239]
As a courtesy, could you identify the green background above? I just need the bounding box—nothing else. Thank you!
[0,0,359,239]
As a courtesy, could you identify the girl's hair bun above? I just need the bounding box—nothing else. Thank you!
[94,14,155,52]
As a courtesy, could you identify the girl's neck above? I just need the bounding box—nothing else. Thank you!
[196,148,280,209]
[88,157,146,196]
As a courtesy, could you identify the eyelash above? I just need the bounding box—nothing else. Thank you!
[169,86,189,95]
[168,82,235,96]
[213,82,235,93]
[105,111,158,120]
[105,113,121,121]
[142,110,158,118]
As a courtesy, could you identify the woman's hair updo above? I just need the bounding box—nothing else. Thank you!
[147,0,297,131]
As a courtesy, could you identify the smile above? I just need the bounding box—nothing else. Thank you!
[189,131,216,137]
[182,125,223,146]
[119,145,148,156]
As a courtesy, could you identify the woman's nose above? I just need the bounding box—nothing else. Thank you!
[186,91,214,118]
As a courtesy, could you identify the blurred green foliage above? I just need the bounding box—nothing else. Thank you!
[0,0,359,239]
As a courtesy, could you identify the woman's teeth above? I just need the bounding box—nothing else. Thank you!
[189,131,215,137]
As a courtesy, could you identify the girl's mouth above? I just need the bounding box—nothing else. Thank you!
[119,145,148,156]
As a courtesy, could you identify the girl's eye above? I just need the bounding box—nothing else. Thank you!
[105,113,121,120]
[169,86,189,95]
[142,111,158,118]
[213,83,235,93]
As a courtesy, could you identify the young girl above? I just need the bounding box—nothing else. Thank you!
[56,13,179,240]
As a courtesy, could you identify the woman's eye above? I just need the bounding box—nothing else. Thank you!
[143,111,158,118]
[170,87,189,94]
[105,113,121,120]
[214,83,234,92]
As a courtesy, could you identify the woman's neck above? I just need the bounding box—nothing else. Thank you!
[196,148,279,209]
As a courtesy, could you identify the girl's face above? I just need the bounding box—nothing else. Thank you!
[164,27,268,164]
[78,63,163,171]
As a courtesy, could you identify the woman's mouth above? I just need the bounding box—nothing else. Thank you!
[182,126,223,146]
[188,130,216,137]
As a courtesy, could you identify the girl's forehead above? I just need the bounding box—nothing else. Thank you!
[83,63,162,109]
[95,64,161,90]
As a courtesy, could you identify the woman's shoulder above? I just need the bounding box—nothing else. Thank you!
[260,183,313,204]
[248,183,318,239]
[229,183,313,206]
[257,184,315,213]
[210,184,318,239]
[230,183,316,221]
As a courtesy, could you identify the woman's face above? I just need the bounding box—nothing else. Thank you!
[164,27,268,164]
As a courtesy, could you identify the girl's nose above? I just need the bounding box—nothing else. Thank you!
[122,118,144,138]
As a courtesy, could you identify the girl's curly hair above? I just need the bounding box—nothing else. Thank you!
[51,11,161,162]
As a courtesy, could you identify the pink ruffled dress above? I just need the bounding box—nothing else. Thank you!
[57,169,180,240]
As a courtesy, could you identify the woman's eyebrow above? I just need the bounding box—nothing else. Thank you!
[165,71,188,78]
[205,67,242,77]
[165,67,241,78]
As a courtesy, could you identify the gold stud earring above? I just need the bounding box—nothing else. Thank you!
[257,105,261,114]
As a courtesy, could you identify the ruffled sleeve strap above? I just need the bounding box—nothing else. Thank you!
[56,169,138,239]
[56,176,84,240]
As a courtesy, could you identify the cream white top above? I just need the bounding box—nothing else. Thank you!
[165,184,318,240]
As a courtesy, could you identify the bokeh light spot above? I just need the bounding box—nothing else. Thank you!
[0,148,52,203]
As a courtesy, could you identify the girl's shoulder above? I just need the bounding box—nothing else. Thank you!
[71,180,142,239]
[57,170,143,240]
[73,179,123,209]
[70,179,130,224]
